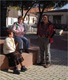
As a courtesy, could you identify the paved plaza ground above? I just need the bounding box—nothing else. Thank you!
[0,31,68,80]
[0,49,67,80]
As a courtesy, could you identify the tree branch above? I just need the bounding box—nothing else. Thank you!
[37,3,46,28]
[23,2,36,20]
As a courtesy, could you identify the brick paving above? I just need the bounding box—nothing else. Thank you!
[0,49,67,80]
[26,34,67,51]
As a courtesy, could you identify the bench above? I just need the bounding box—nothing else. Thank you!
[0,39,39,70]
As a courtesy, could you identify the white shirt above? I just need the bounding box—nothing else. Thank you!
[3,37,16,54]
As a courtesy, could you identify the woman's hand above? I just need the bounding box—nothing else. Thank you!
[38,35,40,38]
[20,31,24,35]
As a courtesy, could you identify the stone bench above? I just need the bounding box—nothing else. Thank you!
[0,40,39,70]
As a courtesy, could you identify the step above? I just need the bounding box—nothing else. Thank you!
[0,38,31,53]
[0,39,39,69]
[0,47,39,70]
[0,39,4,54]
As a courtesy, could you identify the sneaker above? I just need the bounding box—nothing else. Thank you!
[21,66,27,72]
[13,67,20,74]
[37,62,45,65]
[43,63,51,68]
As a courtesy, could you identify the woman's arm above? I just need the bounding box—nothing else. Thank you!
[5,38,16,51]
[12,24,20,33]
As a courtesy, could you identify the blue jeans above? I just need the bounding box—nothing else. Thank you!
[14,36,29,49]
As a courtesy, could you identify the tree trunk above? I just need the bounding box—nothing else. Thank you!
[0,1,1,35]
[37,4,46,28]
[21,1,23,16]
[1,0,7,36]
[23,2,35,20]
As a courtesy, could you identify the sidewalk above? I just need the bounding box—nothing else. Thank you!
[0,49,67,80]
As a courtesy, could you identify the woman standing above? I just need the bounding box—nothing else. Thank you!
[37,14,56,68]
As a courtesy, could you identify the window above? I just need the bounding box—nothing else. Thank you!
[26,17,28,21]
[33,18,35,23]
[53,16,61,24]
[11,18,14,24]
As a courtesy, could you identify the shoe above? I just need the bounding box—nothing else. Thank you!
[25,49,29,53]
[19,49,23,54]
[21,66,27,72]
[37,62,45,65]
[2,69,8,72]
[43,63,51,68]
[13,67,20,74]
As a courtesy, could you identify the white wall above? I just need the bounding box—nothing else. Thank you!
[49,15,53,23]
[46,12,67,24]
[24,15,37,25]
[6,17,18,27]
[61,15,66,24]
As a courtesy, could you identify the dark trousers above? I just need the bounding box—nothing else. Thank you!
[5,52,24,67]
[39,37,51,64]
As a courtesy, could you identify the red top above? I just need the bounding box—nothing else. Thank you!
[37,22,56,43]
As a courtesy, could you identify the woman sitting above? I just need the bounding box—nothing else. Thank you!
[3,29,27,74]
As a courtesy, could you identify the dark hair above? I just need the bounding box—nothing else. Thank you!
[42,14,49,18]
[6,31,12,36]
[6,28,13,36]
[18,16,23,20]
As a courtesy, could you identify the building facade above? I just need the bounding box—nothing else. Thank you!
[46,4,68,30]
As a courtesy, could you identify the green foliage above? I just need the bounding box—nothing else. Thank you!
[6,0,67,10]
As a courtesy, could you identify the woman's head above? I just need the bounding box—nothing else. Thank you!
[18,16,23,24]
[7,30,13,37]
[42,14,49,24]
